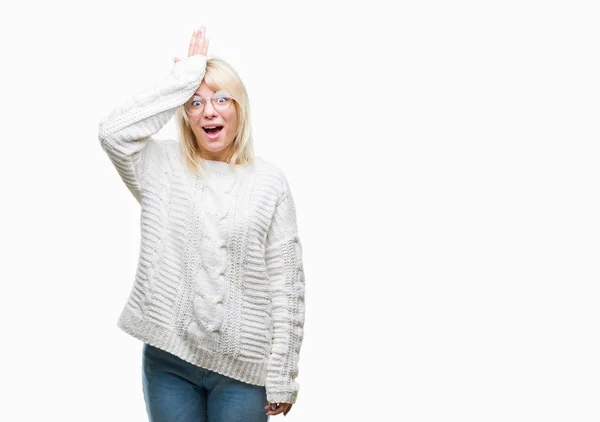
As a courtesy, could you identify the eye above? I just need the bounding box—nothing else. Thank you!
[190,96,204,107]
[216,96,229,104]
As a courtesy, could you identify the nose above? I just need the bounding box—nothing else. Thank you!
[202,100,218,119]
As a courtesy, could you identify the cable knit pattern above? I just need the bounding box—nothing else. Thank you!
[264,191,306,404]
[98,55,305,404]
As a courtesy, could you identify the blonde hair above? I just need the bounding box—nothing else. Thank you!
[176,57,255,176]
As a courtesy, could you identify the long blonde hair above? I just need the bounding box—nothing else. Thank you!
[176,57,255,176]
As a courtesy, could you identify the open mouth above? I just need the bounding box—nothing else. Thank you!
[203,125,223,134]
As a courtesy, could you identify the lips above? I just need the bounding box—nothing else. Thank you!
[203,125,223,139]
[203,125,223,133]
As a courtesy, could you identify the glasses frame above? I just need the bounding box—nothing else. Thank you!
[184,92,236,116]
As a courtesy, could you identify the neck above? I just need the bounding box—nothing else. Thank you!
[199,145,232,162]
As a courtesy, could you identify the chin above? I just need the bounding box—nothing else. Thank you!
[200,138,235,153]
[202,140,226,150]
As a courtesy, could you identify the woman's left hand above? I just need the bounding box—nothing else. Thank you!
[265,402,293,416]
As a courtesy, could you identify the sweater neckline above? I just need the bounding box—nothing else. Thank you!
[202,159,236,172]
[200,157,256,173]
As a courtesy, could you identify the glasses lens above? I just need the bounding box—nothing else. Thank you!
[185,99,204,115]
[213,96,233,111]
[185,96,233,115]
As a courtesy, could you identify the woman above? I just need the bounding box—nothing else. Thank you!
[98,26,305,421]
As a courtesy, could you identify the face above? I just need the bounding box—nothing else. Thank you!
[186,82,239,161]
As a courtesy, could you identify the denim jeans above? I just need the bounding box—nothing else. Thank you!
[142,343,270,422]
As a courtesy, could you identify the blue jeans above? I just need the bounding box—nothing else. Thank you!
[142,343,270,422]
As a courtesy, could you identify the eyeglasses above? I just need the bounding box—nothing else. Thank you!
[184,92,235,116]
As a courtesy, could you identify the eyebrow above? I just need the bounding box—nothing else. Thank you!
[192,90,230,98]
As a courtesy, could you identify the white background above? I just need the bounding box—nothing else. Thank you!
[1,0,599,420]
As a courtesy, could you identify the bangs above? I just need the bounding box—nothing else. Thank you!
[202,72,225,94]
[203,60,243,100]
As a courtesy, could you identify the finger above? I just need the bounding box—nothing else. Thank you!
[283,404,293,416]
[193,27,202,56]
[267,407,284,416]
[188,29,199,57]
[266,403,285,416]
[201,37,209,56]
[194,28,202,56]
[173,56,180,63]
[199,24,205,41]
[198,25,206,55]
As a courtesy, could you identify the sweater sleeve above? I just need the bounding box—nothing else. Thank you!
[98,55,207,203]
[265,175,306,405]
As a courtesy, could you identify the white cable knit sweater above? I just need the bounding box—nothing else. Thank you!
[98,54,305,404]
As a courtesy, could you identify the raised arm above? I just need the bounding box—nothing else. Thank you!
[98,28,209,203]
[265,172,306,406]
